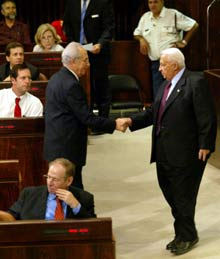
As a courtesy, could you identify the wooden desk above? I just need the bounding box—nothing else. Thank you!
[0,118,47,207]
[24,51,62,79]
[0,81,47,105]
[0,218,115,259]
[0,160,21,210]
[204,69,220,168]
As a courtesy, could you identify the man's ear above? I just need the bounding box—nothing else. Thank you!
[6,56,10,62]
[67,176,73,186]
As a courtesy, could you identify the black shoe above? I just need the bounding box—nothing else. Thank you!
[166,237,178,250]
[171,237,199,255]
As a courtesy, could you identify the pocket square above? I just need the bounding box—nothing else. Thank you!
[91,14,99,18]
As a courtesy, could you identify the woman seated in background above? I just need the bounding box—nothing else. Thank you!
[33,23,64,52]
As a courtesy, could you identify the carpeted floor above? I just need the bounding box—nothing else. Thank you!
[84,126,220,259]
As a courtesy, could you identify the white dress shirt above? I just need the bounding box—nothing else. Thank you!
[133,7,196,60]
[0,88,43,117]
[33,44,64,52]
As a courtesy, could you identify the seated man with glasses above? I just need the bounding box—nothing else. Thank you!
[5,158,96,220]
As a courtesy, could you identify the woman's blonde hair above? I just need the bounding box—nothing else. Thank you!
[34,23,61,46]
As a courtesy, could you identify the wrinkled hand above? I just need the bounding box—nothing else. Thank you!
[90,43,101,54]
[115,118,132,132]
[56,188,80,208]
[198,149,210,162]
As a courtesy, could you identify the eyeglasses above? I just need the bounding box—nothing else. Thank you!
[43,174,67,182]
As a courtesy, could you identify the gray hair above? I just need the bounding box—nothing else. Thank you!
[61,42,81,65]
[48,158,75,178]
[160,48,185,68]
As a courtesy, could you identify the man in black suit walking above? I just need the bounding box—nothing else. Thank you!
[44,42,126,189]
[120,48,217,255]
[63,0,115,122]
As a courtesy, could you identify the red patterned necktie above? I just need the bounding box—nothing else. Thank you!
[14,97,22,117]
[54,197,64,220]
[156,82,172,135]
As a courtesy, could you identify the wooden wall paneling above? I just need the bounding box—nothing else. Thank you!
[0,118,47,190]
[0,160,20,210]
[204,69,220,169]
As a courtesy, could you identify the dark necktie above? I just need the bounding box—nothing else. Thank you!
[14,97,21,117]
[54,197,64,220]
[156,82,171,135]
[80,0,87,44]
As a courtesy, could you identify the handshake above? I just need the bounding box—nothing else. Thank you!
[115,118,132,133]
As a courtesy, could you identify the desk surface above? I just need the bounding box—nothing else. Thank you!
[0,217,113,243]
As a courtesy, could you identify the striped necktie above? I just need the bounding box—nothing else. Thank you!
[80,0,87,44]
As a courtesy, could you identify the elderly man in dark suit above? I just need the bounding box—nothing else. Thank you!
[63,0,115,124]
[121,48,217,255]
[44,42,126,190]
[8,158,96,220]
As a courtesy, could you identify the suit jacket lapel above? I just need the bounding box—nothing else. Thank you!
[163,70,188,113]
[85,0,95,18]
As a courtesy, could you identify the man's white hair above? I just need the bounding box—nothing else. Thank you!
[161,48,185,68]
[62,42,82,66]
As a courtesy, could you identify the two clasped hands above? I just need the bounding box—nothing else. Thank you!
[115,118,133,133]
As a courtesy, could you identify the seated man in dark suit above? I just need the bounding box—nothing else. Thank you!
[0,42,47,81]
[7,158,96,220]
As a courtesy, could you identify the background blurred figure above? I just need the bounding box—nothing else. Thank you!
[0,42,47,81]
[51,19,67,43]
[0,0,31,47]
[33,23,64,52]
[0,63,43,117]
[63,0,115,125]
[134,0,198,99]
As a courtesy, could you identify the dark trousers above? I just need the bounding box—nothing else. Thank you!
[151,60,164,99]
[156,161,205,241]
[90,63,111,118]
[155,139,206,241]
[72,165,84,189]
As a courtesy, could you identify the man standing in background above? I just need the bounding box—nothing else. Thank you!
[0,0,31,47]
[63,0,115,128]
[134,0,198,99]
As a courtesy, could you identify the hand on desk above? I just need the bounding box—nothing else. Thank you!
[115,118,132,132]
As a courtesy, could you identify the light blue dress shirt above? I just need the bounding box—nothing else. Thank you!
[45,193,81,220]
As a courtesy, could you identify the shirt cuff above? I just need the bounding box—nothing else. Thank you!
[72,203,81,215]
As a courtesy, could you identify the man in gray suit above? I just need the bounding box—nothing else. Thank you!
[121,48,217,255]
[8,158,96,220]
